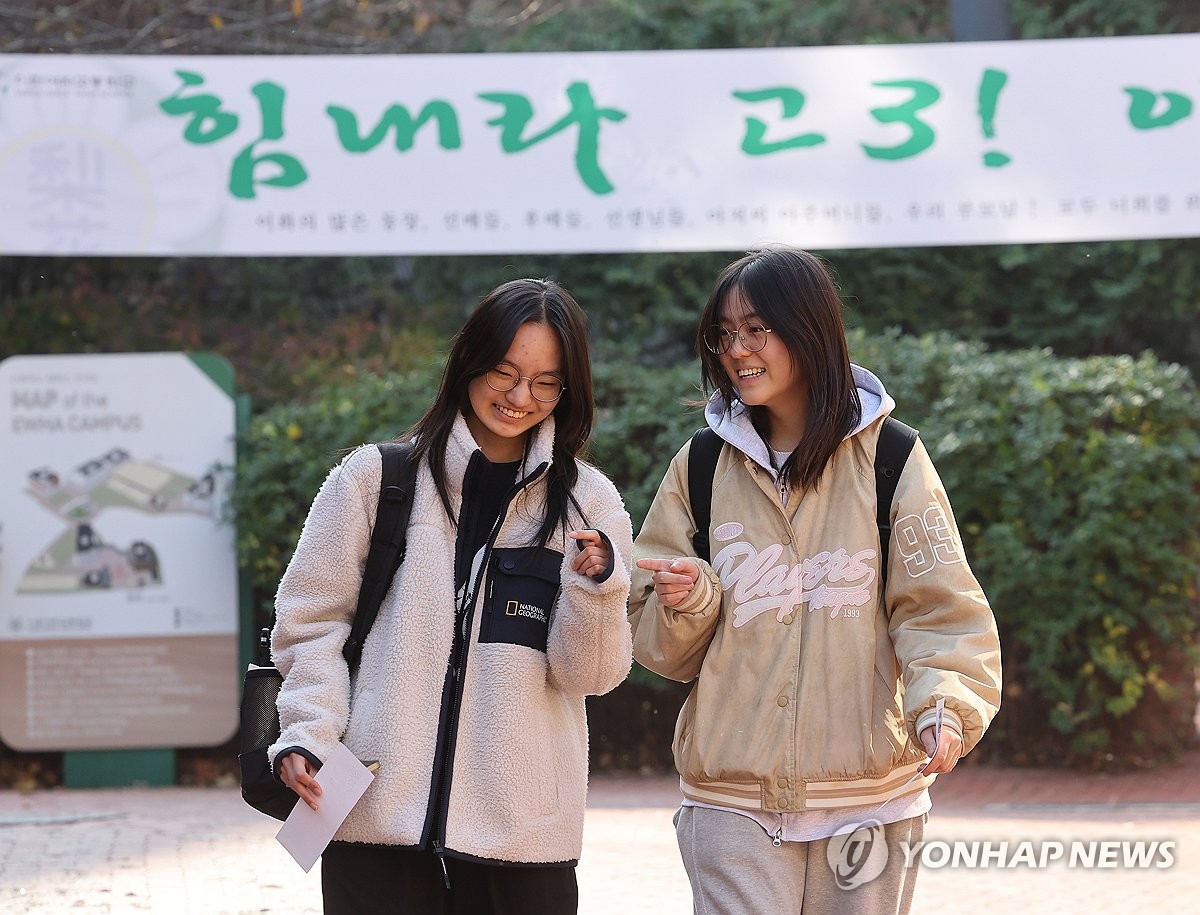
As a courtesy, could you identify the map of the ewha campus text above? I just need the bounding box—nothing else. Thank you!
[18,447,217,594]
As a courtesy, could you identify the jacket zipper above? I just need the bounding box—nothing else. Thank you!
[423,459,547,883]
[429,583,471,888]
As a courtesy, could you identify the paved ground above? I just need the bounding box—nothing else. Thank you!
[2,749,1198,914]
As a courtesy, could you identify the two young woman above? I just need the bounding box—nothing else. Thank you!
[270,279,634,915]
[630,246,1002,914]
[271,247,1001,915]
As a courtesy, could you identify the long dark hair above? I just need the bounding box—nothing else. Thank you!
[696,246,861,490]
[407,278,594,545]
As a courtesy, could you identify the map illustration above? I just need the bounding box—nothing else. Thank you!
[18,447,217,594]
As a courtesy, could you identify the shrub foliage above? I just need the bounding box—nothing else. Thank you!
[850,332,1200,767]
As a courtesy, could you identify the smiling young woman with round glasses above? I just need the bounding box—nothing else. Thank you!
[269,278,634,915]
[630,246,1001,915]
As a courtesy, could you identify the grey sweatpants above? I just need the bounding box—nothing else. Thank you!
[675,806,924,915]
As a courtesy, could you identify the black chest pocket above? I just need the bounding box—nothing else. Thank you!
[480,546,563,652]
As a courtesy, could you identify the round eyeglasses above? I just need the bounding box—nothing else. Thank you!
[484,363,565,402]
[703,322,774,355]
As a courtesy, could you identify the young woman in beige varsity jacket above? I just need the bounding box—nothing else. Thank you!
[270,279,634,915]
[630,247,1002,915]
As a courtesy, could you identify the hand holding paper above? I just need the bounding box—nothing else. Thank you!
[918,698,962,775]
[276,743,375,872]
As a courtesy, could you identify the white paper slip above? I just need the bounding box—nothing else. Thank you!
[275,742,376,872]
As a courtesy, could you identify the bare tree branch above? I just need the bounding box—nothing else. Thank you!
[0,0,577,54]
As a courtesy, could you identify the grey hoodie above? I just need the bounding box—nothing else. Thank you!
[705,363,894,479]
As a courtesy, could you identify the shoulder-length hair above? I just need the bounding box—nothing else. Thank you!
[696,246,861,490]
[407,277,594,546]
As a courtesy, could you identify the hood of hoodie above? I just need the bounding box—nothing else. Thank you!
[703,363,894,477]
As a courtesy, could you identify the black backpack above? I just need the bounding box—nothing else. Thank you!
[686,417,918,585]
[340,441,421,669]
[238,440,419,819]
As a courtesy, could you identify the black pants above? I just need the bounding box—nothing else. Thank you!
[321,841,579,915]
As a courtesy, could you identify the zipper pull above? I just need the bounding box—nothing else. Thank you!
[772,827,783,848]
[432,840,451,889]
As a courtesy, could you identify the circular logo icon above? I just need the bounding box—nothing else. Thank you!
[827,819,888,890]
[713,521,744,542]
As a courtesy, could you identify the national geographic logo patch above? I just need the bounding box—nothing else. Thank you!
[505,600,548,623]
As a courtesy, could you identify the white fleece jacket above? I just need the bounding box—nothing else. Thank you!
[269,413,633,864]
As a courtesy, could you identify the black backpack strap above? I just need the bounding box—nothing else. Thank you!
[685,418,916,583]
[687,428,722,564]
[342,441,419,671]
[874,416,919,586]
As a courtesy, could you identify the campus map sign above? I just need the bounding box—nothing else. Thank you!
[0,354,238,751]
[0,32,1196,255]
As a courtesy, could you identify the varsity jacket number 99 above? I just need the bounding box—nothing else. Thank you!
[269,414,634,865]
[629,367,1002,813]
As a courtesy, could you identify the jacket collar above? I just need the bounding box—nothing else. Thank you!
[445,410,556,498]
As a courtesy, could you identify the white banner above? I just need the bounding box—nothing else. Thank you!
[0,34,1197,255]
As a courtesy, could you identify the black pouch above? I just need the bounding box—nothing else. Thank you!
[238,664,300,821]
[480,546,562,652]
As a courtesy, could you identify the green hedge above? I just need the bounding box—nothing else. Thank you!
[231,333,1200,769]
[849,331,1200,768]
[6,243,1199,409]
[398,238,1200,383]
[231,363,439,604]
